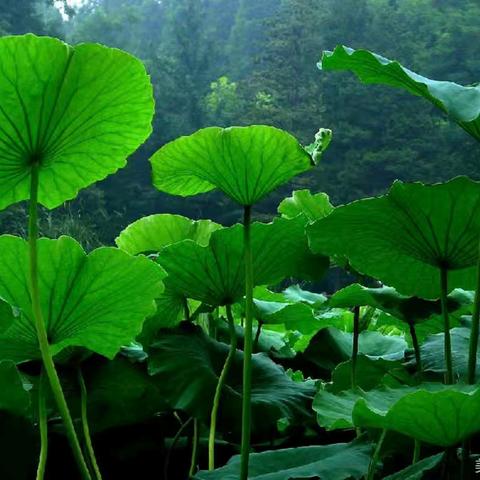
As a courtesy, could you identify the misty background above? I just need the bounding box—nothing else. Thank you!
[1,0,479,248]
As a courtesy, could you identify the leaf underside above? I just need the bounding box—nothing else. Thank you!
[308,177,480,298]
[0,34,154,210]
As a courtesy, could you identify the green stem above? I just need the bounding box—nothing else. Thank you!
[78,368,103,480]
[208,312,216,339]
[208,305,237,470]
[468,242,480,384]
[412,439,421,464]
[351,306,360,389]
[440,268,454,384]
[188,418,199,478]
[240,205,254,480]
[409,322,422,373]
[164,416,193,480]
[367,429,387,480]
[28,163,92,480]
[253,320,262,351]
[36,370,48,480]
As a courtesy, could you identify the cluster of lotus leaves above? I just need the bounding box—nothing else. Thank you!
[0,34,165,361]
[308,177,480,299]
[3,34,480,480]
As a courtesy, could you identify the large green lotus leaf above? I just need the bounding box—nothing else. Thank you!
[315,383,474,440]
[147,324,314,438]
[115,214,221,255]
[0,361,30,417]
[374,296,472,348]
[216,320,294,358]
[314,388,364,431]
[81,357,167,432]
[252,287,328,342]
[137,288,186,346]
[0,34,153,211]
[314,385,432,431]
[277,190,332,279]
[353,384,480,446]
[420,327,480,380]
[383,453,444,480]
[158,217,326,306]
[319,46,480,141]
[303,327,407,372]
[328,356,408,393]
[194,440,372,480]
[278,189,334,223]
[254,299,320,334]
[0,235,165,362]
[283,285,327,307]
[150,125,317,206]
[308,177,480,299]
[328,284,468,323]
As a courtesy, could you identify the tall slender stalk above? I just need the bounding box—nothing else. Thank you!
[240,205,254,480]
[367,429,387,480]
[28,163,92,480]
[36,370,48,480]
[408,322,422,373]
[412,439,421,464]
[351,306,360,389]
[440,268,454,384]
[164,416,193,480]
[208,305,237,470]
[188,418,199,478]
[78,368,103,480]
[253,320,262,351]
[468,244,480,384]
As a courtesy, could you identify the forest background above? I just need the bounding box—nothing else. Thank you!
[1,0,478,248]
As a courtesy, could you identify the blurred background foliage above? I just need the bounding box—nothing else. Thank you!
[1,0,479,246]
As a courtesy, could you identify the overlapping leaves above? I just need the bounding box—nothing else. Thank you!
[314,384,480,446]
[194,440,371,480]
[308,177,480,298]
[0,235,165,362]
[148,324,314,437]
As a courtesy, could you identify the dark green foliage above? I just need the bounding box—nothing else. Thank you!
[1,3,480,480]
[2,0,479,239]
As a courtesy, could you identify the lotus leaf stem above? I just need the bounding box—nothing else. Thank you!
[367,429,387,480]
[412,439,421,464]
[28,163,92,480]
[188,418,199,478]
[36,370,48,480]
[440,268,454,384]
[408,322,422,373]
[164,416,193,480]
[208,304,237,470]
[240,205,254,480]
[78,368,103,480]
[253,320,262,351]
[351,306,360,388]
